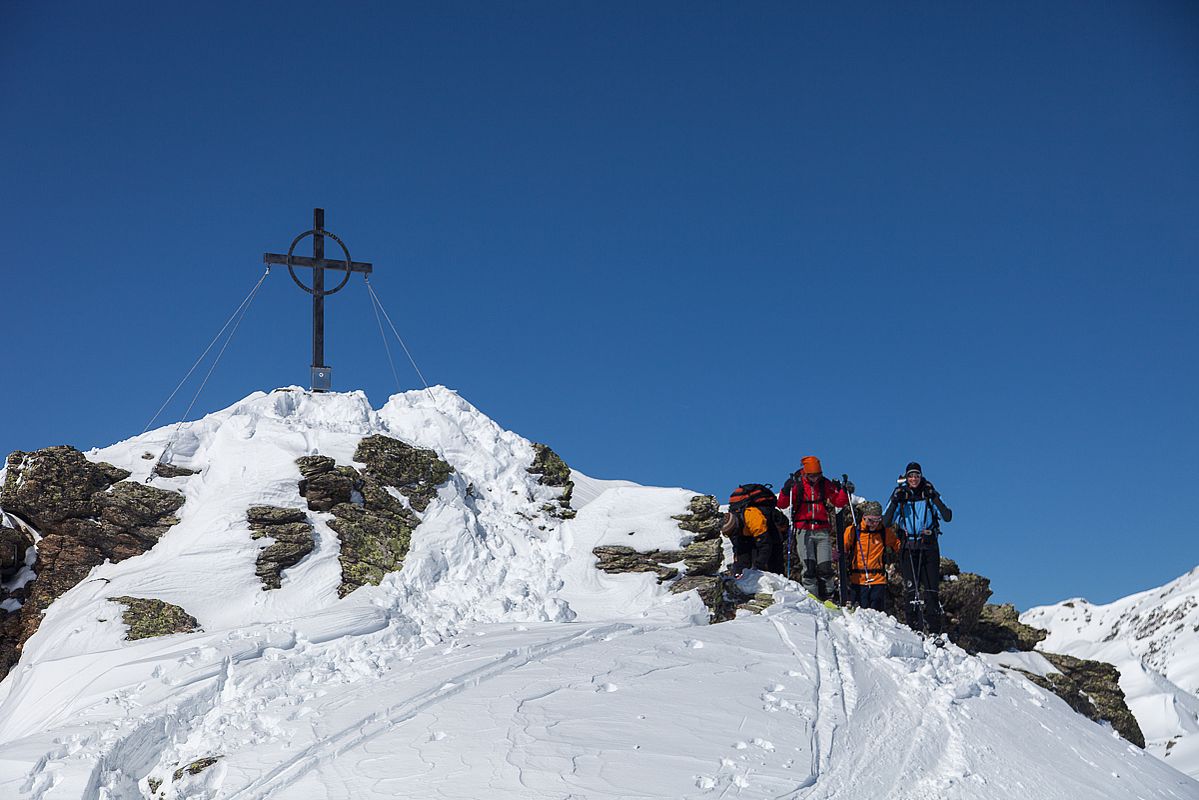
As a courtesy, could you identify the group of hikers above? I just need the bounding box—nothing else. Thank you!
[720,458,952,633]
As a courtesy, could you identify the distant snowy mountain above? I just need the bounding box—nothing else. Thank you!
[0,387,1194,799]
[1025,566,1199,781]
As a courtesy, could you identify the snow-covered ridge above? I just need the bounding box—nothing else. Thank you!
[1025,566,1199,780]
[0,387,1194,798]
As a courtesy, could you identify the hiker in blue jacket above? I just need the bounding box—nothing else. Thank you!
[883,462,952,633]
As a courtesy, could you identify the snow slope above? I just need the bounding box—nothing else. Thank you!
[1025,566,1199,781]
[0,387,1194,799]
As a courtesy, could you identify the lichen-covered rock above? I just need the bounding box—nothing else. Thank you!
[526,443,571,487]
[298,441,452,597]
[353,435,452,513]
[1,447,130,529]
[670,575,727,615]
[246,506,315,590]
[328,501,418,594]
[592,546,679,581]
[111,596,200,640]
[526,443,575,517]
[150,462,197,478]
[296,456,359,512]
[172,756,221,781]
[1024,652,1145,748]
[970,603,1048,653]
[939,571,992,647]
[0,446,185,682]
[678,537,723,575]
[671,495,722,540]
[591,494,735,621]
[0,523,33,582]
[95,482,185,542]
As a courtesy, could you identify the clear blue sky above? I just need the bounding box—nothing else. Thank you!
[3,2,1196,610]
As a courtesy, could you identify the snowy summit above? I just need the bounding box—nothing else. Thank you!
[0,387,1193,799]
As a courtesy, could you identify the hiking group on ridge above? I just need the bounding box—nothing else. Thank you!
[720,459,952,633]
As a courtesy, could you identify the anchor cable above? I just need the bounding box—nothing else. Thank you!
[143,267,270,434]
[364,277,436,403]
[366,277,403,394]
[145,267,268,479]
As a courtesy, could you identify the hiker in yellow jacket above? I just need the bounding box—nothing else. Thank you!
[841,500,901,611]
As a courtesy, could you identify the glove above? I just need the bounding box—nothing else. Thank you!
[924,481,938,498]
[844,480,856,495]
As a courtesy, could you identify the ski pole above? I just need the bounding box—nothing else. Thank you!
[839,474,855,606]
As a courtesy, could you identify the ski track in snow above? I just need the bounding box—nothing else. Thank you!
[0,388,1195,799]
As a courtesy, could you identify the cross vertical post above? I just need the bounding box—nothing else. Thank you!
[312,207,326,384]
[263,208,374,392]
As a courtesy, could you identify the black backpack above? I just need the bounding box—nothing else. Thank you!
[728,484,788,536]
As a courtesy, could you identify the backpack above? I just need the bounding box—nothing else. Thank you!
[726,484,788,538]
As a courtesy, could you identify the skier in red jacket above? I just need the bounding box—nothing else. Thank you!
[777,456,851,601]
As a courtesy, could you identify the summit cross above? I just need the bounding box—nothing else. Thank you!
[263,208,373,391]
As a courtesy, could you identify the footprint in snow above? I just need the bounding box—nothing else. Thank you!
[684,639,704,649]
[596,683,618,693]
[428,731,447,742]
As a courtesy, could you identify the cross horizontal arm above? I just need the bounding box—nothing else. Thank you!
[263,253,373,274]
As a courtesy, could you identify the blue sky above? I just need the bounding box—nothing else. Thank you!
[3,1,1196,610]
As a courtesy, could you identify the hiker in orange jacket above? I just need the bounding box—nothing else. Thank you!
[841,500,901,611]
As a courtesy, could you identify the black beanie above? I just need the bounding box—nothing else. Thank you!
[905,462,922,476]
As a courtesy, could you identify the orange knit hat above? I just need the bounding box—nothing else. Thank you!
[801,456,822,474]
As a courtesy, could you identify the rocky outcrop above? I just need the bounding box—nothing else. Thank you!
[246,506,315,590]
[355,435,453,513]
[527,443,575,519]
[0,520,34,583]
[1020,653,1145,748]
[296,456,358,512]
[297,436,453,597]
[171,756,222,782]
[150,462,198,479]
[592,494,757,621]
[972,603,1048,653]
[0,446,184,681]
[111,596,200,640]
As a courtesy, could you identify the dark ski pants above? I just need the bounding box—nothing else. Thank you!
[791,527,834,600]
[731,531,784,575]
[899,536,942,633]
[851,583,887,611]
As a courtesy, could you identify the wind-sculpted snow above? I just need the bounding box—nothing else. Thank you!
[1025,566,1199,780]
[0,388,1193,798]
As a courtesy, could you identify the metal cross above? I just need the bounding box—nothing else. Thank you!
[263,208,373,391]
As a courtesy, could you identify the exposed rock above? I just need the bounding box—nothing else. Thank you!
[172,756,222,782]
[111,596,200,640]
[297,439,453,597]
[671,575,727,614]
[296,456,359,512]
[591,494,737,621]
[678,537,723,575]
[151,462,197,478]
[0,446,184,682]
[1,447,130,529]
[354,435,453,513]
[526,443,571,487]
[971,603,1048,653]
[246,506,315,590]
[671,495,722,540]
[1024,652,1145,748]
[0,523,33,582]
[592,546,679,581]
[940,572,992,648]
[526,443,575,518]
